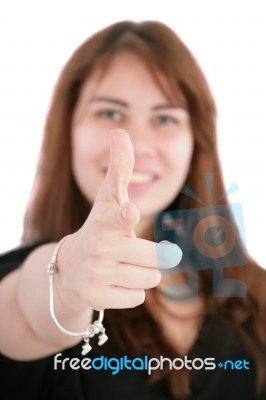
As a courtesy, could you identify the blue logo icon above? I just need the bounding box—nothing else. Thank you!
[153,173,248,300]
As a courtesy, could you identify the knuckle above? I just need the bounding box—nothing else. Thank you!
[132,290,145,306]
[143,269,161,288]
[87,240,103,257]
[87,238,110,258]
[87,262,98,283]
[151,269,162,287]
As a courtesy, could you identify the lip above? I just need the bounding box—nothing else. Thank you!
[102,166,160,178]
[128,177,159,194]
[102,167,160,194]
[128,169,160,195]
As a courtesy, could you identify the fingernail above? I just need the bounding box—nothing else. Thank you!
[156,241,183,269]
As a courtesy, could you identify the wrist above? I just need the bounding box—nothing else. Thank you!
[49,234,88,315]
[47,235,108,355]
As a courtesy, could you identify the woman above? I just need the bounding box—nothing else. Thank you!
[0,20,265,400]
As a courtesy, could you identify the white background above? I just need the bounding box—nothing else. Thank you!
[0,0,265,268]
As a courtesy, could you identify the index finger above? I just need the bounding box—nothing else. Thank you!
[112,236,183,270]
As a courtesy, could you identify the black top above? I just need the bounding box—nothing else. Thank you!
[0,244,266,400]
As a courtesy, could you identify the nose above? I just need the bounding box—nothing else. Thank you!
[126,123,157,157]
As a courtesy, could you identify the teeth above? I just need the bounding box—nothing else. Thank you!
[129,172,154,184]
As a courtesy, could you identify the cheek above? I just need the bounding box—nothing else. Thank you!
[70,125,109,203]
[163,134,194,173]
[71,125,108,163]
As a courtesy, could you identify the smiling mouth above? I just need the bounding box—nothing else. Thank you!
[129,172,157,184]
[102,168,158,184]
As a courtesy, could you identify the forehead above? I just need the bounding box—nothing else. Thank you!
[73,52,188,120]
[83,53,166,97]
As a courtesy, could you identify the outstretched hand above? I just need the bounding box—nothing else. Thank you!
[60,129,182,311]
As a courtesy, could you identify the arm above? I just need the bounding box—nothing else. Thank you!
[0,130,177,361]
[0,239,93,360]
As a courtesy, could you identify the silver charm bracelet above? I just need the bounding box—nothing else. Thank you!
[47,235,108,356]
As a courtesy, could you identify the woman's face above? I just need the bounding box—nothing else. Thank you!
[71,52,193,224]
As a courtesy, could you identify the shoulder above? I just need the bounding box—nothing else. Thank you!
[0,241,49,280]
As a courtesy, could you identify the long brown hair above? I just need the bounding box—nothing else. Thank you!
[21,20,266,399]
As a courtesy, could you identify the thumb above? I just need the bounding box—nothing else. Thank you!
[96,129,135,205]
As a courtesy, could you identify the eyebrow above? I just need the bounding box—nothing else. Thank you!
[89,97,128,107]
[89,97,186,111]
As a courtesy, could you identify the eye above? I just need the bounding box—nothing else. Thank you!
[97,110,123,121]
[154,115,177,126]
